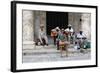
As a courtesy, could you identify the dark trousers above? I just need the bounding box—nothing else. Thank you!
[53,36,56,45]
[57,40,59,50]
[41,38,46,46]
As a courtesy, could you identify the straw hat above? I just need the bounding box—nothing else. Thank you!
[51,29,56,32]
[55,27,60,30]
[61,29,64,31]
[40,24,44,28]
[68,24,72,27]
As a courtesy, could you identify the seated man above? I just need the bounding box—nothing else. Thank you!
[39,24,48,46]
[76,31,87,51]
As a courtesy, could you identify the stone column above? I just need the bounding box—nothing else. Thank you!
[40,11,46,34]
[22,10,35,49]
[34,11,40,40]
[34,11,46,40]
[81,13,91,40]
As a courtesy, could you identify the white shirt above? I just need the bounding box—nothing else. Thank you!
[39,29,46,38]
[77,33,86,39]
[38,29,48,43]
[65,28,74,33]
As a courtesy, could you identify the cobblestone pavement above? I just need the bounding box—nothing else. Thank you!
[22,45,91,63]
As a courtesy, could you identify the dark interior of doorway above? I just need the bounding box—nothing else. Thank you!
[46,11,68,35]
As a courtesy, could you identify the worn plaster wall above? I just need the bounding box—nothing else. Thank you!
[68,13,82,32]
[34,11,46,41]
[22,10,46,49]
[68,13,91,40]
[81,13,91,40]
[22,10,34,42]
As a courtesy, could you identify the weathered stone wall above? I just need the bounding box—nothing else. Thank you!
[34,11,46,40]
[22,10,34,42]
[68,13,81,32]
[34,11,40,40]
[68,13,91,40]
[22,10,46,49]
[81,13,91,40]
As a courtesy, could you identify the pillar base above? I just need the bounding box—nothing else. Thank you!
[23,41,36,49]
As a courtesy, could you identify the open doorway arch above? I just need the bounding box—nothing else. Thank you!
[46,11,68,35]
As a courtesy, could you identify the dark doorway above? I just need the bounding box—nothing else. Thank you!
[46,11,68,35]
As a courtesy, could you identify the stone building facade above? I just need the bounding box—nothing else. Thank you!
[22,10,46,49]
[22,10,91,49]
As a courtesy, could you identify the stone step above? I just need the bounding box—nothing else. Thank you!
[23,48,91,56]
[23,44,74,49]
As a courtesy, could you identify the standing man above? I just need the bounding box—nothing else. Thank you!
[65,24,74,44]
[51,29,57,45]
[39,24,48,46]
[58,29,70,57]
[55,27,60,50]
